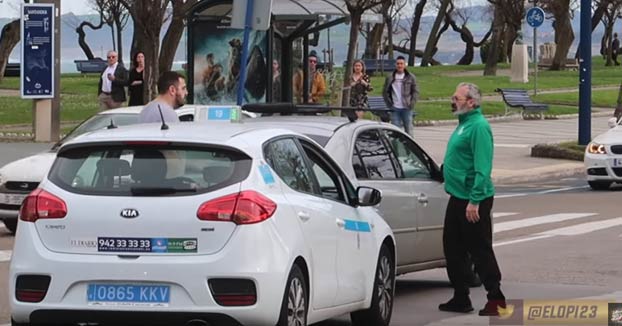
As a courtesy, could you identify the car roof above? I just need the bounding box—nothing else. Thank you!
[245,115,389,138]
[97,106,144,115]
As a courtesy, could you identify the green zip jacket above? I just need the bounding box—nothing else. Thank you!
[443,107,495,204]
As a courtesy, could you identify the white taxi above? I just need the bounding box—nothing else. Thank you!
[0,105,254,233]
[9,114,395,326]
[584,117,622,190]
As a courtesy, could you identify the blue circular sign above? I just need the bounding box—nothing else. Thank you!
[527,7,545,28]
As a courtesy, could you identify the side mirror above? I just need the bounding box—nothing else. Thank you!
[608,117,619,129]
[356,186,382,206]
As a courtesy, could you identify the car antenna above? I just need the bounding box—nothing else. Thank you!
[158,104,169,130]
[106,118,117,129]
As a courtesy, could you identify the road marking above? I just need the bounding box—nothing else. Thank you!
[495,217,622,247]
[494,213,597,233]
[496,186,589,199]
[493,212,518,218]
[494,234,554,247]
[540,217,622,236]
[0,250,11,262]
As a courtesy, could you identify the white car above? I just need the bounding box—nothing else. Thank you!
[584,116,622,190]
[0,105,255,233]
[10,121,395,326]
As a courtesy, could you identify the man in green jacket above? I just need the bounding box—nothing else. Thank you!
[438,82,506,316]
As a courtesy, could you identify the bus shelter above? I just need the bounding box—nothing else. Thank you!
[187,0,348,105]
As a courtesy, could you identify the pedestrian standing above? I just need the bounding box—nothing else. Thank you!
[349,59,372,119]
[293,51,326,104]
[138,71,188,124]
[439,82,506,316]
[128,51,146,106]
[382,56,418,136]
[612,33,620,66]
[98,50,128,111]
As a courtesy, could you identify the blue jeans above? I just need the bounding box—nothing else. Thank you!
[391,107,414,136]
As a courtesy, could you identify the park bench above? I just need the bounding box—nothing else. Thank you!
[537,57,579,71]
[74,59,107,74]
[4,63,20,77]
[495,88,549,119]
[367,96,391,122]
[363,58,396,75]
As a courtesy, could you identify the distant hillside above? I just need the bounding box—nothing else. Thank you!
[2,7,620,72]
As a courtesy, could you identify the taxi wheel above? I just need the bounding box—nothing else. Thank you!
[3,219,17,234]
[277,264,308,326]
[588,181,612,190]
[351,245,395,326]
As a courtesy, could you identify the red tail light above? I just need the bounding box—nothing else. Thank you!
[20,189,67,222]
[197,191,276,225]
[213,294,257,306]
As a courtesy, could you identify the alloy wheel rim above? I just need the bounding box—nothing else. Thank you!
[377,255,393,321]
[287,277,306,326]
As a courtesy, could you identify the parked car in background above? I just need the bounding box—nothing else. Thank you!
[584,116,622,190]
[10,121,395,326]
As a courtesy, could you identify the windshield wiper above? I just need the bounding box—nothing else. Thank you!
[130,187,197,196]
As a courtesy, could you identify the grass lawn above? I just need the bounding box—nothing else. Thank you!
[534,89,620,108]
[0,56,616,126]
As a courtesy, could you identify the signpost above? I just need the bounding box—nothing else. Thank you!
[526,6,544,95]
[20,3,54,99]
[21,1,60,142]
[579,0,591,145]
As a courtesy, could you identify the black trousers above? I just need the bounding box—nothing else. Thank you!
[443,196,503,299]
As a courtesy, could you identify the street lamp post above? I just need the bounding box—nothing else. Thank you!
[578,0,591,145]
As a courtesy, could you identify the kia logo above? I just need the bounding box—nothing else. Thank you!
[120,209,139,218]
[20,183,29,189]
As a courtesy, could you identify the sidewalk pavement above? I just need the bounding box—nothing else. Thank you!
[414,114,614,185]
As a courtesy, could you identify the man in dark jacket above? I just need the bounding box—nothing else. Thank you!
[612,33,620,66]
[439,82,506,316]
[98,50,128,111]
[382,56,419,136]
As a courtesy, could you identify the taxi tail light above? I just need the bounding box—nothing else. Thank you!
[20,189,67,222]
[197,191,276,225]
[209,279,257,306]
[15,275,51,303]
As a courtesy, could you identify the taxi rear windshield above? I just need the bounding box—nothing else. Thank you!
[49,144,251,196]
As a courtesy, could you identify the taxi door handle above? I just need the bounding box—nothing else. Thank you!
[298,211,311,222]
[417,194,428,204]
[336,218,346,228]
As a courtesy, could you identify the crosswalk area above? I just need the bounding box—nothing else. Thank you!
[492,211,622,247]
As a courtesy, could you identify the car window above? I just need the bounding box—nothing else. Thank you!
[299,140,347,203]
[353,129,398,179]
[264,138,317,195]
[382,129,431,179]
[49,144,251,196]
[57,114,139,147]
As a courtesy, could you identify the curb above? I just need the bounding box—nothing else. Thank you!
[492,163,584,184]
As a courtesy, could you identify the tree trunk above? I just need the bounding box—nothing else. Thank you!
[502,24,517,63]
[408,0,427,66]
[76,20,104,59]
[605,22,614,66]
[484,5,504,76]
[0,19,20,82]
[576,2,607,58]
[342,10,362,106]
[159,5,188,73]
[421,0,450,66]
[385,14,394,59]
[364,23,384,59]
[391,45,441,65]
[110,24,116,52]
[130,26,145,63]
[550,3,573,71]
[115,20,124,66]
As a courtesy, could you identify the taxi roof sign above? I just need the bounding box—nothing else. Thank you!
[195,105,242,123]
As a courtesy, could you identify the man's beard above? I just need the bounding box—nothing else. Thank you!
[174,95,185,109]
[451,103,469,116]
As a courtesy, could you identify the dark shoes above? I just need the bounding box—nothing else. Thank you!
[438,297,474,313]
[478,300,507,316]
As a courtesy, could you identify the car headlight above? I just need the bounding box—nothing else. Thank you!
[587,142,607,154]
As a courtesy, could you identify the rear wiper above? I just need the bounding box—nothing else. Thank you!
[130,187,197,196]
